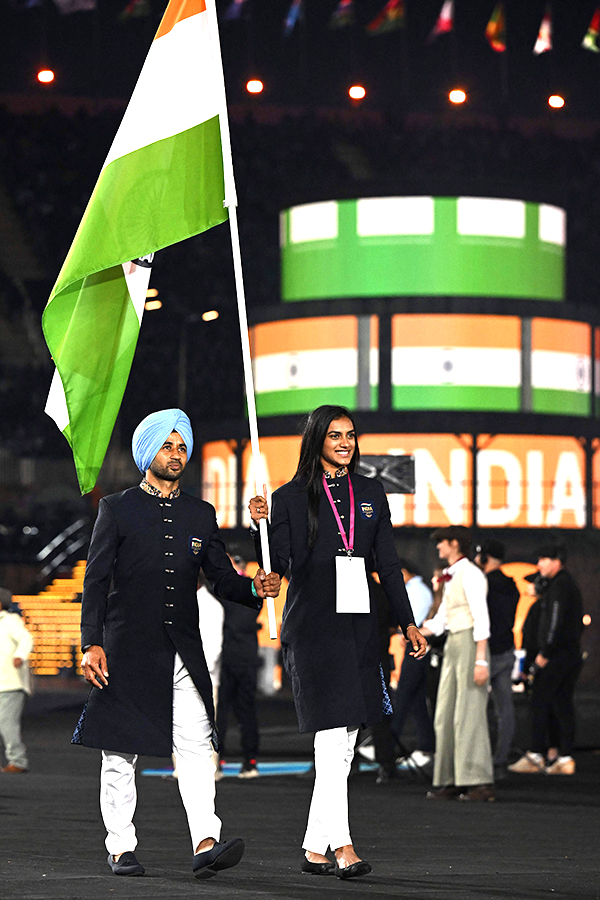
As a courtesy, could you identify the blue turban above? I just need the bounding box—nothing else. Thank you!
[132,409,194,475]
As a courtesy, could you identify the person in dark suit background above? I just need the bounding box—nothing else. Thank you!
[474,539,520,780]
[216,552,262,779]
[78,409,280,880]
[249,405,426,879]
[509,545,583,775]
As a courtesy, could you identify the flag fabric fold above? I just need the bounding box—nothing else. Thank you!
[533,5,552,55]
[366,0,405,35]
[485,2,506,52]
[582,8,600,52]
[427,0,453,44]
[43,0,228,494]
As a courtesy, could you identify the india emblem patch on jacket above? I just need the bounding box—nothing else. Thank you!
[189,536,203,555]
[360,502,375,519]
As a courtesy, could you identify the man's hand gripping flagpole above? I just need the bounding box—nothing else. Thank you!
[205,0,277,638]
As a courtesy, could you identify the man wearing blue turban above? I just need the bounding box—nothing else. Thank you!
[74,409,280,881]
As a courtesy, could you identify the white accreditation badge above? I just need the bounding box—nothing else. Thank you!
[335,554,370,614]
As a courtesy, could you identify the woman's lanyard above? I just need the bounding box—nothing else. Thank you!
[322,473,355,557]
[322,472,369,613]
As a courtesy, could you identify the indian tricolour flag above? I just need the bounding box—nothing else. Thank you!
[43,0,229,493]
[392,314,521,411]
[531,318,591,416]
[251,316,379,416]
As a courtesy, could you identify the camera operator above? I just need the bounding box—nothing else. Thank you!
[509,545,583,776]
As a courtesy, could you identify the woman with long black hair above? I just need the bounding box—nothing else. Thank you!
[249,405,426,879]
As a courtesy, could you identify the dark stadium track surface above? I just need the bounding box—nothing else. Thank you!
[1,704,599,900]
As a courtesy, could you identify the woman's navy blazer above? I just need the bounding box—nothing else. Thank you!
[256,473,415,733]
[74,486,260,757]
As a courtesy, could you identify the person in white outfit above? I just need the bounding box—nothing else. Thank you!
[0,588,33,774]
[421,526,495,802]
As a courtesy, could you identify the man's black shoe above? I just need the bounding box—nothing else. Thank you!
[193,838,245,879]
[107,851,145,876]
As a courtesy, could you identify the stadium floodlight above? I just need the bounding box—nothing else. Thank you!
[37,69,55,84]
[144,299,162,311]
[202,309,219,322]
[246,79,264,94]
[449,88,467,104]
[548,94,565,109]
[349,84,367,101]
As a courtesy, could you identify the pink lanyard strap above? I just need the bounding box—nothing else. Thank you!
[322,473,355,555]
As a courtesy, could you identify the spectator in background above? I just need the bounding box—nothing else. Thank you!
[421,527,494,802]
[520,573,560,766]
[216,554,262,779]
[509,545,583,776]
[0,587,33,774]
[474,540,520,781]
[390,561,435,773]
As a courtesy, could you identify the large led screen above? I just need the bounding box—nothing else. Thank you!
[531,318,591,416]
[281,197,565,301]
[392,314,521,411]
[202,433,585,529]
[250,315,379,416]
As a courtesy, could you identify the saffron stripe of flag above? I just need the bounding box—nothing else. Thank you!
[582,7,600,52]
[533,5,552,55]
[427,0,453,44]
[42,0,229,494]
[366,0,405,36]
[485,2,506,53]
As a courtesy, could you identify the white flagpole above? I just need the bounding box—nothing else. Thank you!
[205,0,277,639]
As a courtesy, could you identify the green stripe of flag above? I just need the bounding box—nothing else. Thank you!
[256,386,358,416]
[532,389,590,416]
[392,385,520,411]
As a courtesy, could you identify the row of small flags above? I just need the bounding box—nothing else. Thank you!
[261,0,600,54]
[7,0,600,53]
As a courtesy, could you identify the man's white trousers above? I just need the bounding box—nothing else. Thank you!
[100,654,221,855]
[302,726,359,855]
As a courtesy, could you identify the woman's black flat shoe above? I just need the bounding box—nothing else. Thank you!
[301,858,335,875]
[334,860,372,879]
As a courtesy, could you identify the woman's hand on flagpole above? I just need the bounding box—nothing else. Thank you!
[249,484,269,524]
